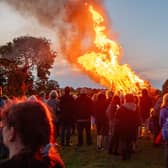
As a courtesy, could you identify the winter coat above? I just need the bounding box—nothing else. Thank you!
[47,99,60,123]
[76,94,93,121]
[0,150,64,168]
[94,94,108,123]
[159,106,168,128]
[115,103,139,141]
[60,93,75,124]
[140,95,153,120]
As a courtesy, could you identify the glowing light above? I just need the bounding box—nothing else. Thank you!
[77,5,147,94]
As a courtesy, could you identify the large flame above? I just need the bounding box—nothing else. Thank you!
[77,5,147,94]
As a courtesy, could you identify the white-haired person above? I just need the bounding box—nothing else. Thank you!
[39,91,47,103]
[0,100,64,168]
[47,90,61,137]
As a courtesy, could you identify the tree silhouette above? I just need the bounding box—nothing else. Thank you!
[162,79,168,94]
[0,36,57,96]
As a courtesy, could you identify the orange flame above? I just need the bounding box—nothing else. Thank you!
[77,5,147,94]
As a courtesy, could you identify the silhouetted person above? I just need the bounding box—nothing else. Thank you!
[116,94,139,160]
[47,90,61,137]
[107,95,120,155]
[94,93,108,151]
[76,88,93,146]
[140,89,153,137]
[39,91,47,103]
[60,86,75,146]
[0,100,64,168]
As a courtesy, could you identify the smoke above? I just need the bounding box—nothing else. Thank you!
[3,0,105,63]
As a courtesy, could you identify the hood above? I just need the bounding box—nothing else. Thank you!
[123,103,137,112]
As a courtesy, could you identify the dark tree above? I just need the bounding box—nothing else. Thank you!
[162,79,168,94]
[47,80,59,90]
[0,36,56,96]
[34,79,60,95]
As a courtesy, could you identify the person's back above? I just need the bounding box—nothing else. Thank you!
[117,105,138,139]
[47,99,59,113]
[39,91,47,104]
[0,150,63,168]
[47,98,60,136]
[75,89,93,146]
[76,94,93,121]
[116,95,139,140]
[140,89,153,121]
[115,94,139,160]
[109,95,120,121]
[0,100,64,168]
[94,93,108,122]
[60,92,75,124]
[59,87,75,146]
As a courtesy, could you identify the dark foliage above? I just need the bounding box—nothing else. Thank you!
[0,36,57,96]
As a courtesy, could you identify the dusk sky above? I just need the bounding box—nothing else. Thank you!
[0,0,167,89]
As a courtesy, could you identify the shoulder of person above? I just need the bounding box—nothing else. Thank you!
[0,158,15,168]
[160,106,168,113]
[161,106,168,110]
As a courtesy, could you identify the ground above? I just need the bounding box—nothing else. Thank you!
[58,132,164,168]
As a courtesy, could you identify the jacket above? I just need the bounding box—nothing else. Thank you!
[159,106,168,127]
[116,103,139,140]
[0,150,64,168]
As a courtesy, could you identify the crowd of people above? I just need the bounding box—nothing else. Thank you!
[0,85,168,167]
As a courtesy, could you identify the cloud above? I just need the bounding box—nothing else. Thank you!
[49,57,103,88]
[132,66,167,89]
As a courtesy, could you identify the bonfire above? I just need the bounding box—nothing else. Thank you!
[77,5,148,95]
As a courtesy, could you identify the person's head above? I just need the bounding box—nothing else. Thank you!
[142,89,148,96]
[106,90,113,100]
[91,93,98,101]
[39,91,46,98]
[125,93,134,103]
[133,95,139,105]
[64,86,70,94]
[27,95,38,102]
[1,101,55,154]
[2,95,10,104]
[80,88,87,95]
[49,90,58,99]
[161,93,168,108]
[97,92,106,101]
[112,95,120,105]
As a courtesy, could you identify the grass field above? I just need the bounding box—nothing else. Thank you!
[58,133,165,168]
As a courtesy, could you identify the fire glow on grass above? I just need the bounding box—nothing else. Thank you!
[77,5,147,94]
